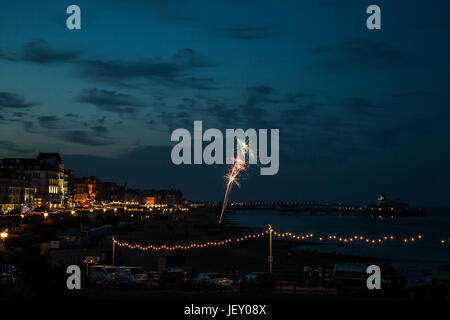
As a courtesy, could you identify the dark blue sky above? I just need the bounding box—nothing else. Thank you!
[1,1,450,205]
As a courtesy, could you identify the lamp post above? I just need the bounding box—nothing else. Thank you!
[267,224,273,274]
[112,237,115,266]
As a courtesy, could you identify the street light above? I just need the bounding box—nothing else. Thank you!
[0,232,8,239]
[266,224,273,274]
[110,236,115,266]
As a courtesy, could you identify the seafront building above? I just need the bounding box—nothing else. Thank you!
[0,152,184,212]
[0,153,66,207]
[0,167,35,212]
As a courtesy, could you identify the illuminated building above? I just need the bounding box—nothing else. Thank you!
[144,196,155,205]
[0,153,65,206]
[0,168,35,212]
[73,176,100,204]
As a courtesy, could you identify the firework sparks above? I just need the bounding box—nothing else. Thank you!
[218,140,248,224]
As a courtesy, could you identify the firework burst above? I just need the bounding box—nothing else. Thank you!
[218,140,249,224]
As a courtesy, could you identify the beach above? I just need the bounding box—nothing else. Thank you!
[111,209,382,281]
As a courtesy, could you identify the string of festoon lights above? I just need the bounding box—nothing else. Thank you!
[111,228,439,252]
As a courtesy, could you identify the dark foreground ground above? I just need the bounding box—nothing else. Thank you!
[87,285,404,301]
[82,286,436,319]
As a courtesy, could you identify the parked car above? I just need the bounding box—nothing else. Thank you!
[90,265,113,285]
[1,265,16,276]
[115,267,147,287]
[0,272,15,286]
[193,273,233,289]
[214,276,234,289]
[146,271,161,288]
[404,275,432,299]
[405,265,450,300]
[115,267,134,286]
[160,267,197,289]
[333,263,405,295]
[105,266,118,282]
[128,267,148,287]
[238,272,276,292]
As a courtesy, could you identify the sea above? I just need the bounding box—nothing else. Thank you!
[226,208,450,279]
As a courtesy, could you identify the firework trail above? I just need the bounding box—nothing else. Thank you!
[218,140,249,224]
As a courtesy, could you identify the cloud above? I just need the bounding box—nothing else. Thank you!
[12,112,26,118]
[96,116,107,124]
[62,130,112,146]
[172,48,213,68]
[149,86,317,133]
[1,40,215,90]
[22,121,35,133]
[77,88,144,114]
[0,140,30,153]
[0,49,16,62]
[22,40,81,64]
[244,85,276,109]
[170,77,217,90]
[76,48,216,89]
[0,39,81,64]
[0,92,38,109]
[282,103,319,126]
[38,115,61,129]
[240,85,306,128]
[243,86,307,107]
[90,125,108,135]
[315,38,406,70]
[222,25,272,40]
[157,111,192,130]
[78,58,179,83]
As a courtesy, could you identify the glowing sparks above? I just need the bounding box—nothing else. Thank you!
[218,140,248,224]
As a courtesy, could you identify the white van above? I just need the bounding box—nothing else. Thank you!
[105,266,119,282]
[128,267,148,287]
[90,265,113,285]
[116,267,148,287]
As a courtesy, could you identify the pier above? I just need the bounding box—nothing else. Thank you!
[219,202,427,217]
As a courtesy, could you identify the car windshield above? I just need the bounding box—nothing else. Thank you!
[208,273,221,279]
[106,267,117,273]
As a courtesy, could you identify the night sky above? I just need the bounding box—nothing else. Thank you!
[1,0,449,205]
